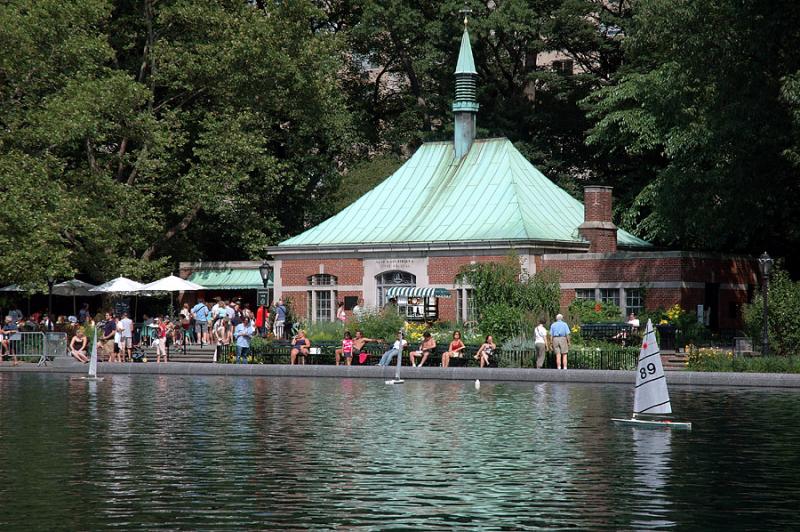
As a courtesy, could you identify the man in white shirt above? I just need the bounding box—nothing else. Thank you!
[534,319,548,368]
[118,312,133,362]
[627,313,640,328]
[378,332,408,366]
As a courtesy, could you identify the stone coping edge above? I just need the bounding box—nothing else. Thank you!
[2,362,800,388]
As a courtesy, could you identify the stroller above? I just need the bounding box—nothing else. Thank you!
[131,344,147,362]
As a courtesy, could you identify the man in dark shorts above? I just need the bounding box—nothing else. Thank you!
[336,330,379,365]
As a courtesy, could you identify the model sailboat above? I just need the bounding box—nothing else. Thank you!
[612,319,691,429]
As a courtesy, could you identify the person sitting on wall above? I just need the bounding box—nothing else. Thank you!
[347,330,381,365]
[378,332,408,366]
[441,331,465,368]
[290,329,310,365]
[69,328,90,363]
[409,332,437,368]
[474,335,496,368]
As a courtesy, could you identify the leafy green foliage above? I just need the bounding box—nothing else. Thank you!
[743,266,800,357]
[456,254,560,340]
[351,308,405,342]
[0,0,355,285]
[567,299,623,324]
[584,0,800,264]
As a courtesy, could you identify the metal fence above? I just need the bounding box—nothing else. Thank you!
[3,331,68,366]
[215,341,639,370]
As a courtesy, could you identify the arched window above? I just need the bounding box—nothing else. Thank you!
[376,271,416,308]
[307,274,338,322]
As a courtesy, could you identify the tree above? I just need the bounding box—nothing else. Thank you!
[456,254,560,339]
[0,0,356,285]
[583,0,800,265]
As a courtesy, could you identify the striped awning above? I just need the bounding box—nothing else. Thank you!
[385,287,452,299]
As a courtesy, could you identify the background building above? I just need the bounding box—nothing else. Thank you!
[259,25,757,329]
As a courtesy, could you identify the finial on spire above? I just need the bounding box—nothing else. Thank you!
[459,4,472,28]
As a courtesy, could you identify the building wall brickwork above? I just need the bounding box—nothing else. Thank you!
[428,255,509,284]
[272,251,756,329]
[280,258,364,286]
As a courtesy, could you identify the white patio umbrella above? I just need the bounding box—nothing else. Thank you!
[90,277,145,294]
[90,277,146,321]
[0,284,24,292]
[53,279,98,316]
[139,275,204,315]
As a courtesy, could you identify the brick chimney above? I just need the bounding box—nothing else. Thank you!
[579,186,618,253]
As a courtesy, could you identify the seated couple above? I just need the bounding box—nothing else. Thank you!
[335,330,380,366]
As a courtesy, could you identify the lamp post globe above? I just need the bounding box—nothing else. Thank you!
[757,252,773,356]
[258,261,272,289]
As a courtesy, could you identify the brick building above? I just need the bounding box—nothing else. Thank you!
[258,25,758,330]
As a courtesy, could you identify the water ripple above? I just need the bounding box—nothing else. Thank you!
[1,374,800,529]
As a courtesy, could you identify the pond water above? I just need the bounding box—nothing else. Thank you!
[1,373,799,530]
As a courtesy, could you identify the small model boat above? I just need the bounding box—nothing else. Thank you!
[612,320,691,430]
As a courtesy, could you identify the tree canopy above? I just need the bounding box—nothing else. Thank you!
[1,0,798,287]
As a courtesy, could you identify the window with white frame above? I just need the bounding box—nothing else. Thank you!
[599,288,620,307]
[307,274,337,322]
[625,288,644,316]
[456,288,476,323]
[575,288,596,301]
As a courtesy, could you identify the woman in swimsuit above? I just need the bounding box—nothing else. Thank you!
[441,331,465,368]
[290,330,310,365]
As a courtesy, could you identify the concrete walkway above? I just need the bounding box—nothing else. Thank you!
[1,360,800,388]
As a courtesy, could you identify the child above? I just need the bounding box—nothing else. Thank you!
[337,331,354,366]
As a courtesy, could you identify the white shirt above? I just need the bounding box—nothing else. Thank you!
[628,318,640,328]
[535,324,547,345]
[393,339,408,350]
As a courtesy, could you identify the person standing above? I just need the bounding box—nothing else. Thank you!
[234,316,255,364]
[255,304,267,336]
[191,298,210,345]
[118,312,133,362]
[549,314,571,370]
[78,303,90,325]
[100,313,116,361]
[534,319,548,369]
[336,301,346,323]
[273,299,287,339]
[154,317,168,363]
[352,298,365,319]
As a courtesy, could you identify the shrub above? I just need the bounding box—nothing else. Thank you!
[352,307,405,342]
[743,266,800,357]
[479,303,525,341]
[688,345,800,373]
[456,252,560,323]
[568,299,623,324]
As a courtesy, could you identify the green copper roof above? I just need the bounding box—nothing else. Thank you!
[188,269,272,289]
[278,138,651,248]
[455,28,477,75]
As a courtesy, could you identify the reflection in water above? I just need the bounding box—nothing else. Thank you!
[0,374,800,529]
[631,427,675,529]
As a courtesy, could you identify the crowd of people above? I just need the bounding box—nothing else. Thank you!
[2,297,640,370]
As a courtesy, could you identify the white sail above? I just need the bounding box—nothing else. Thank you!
[633,319,672,415]
[88,326,98,378]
